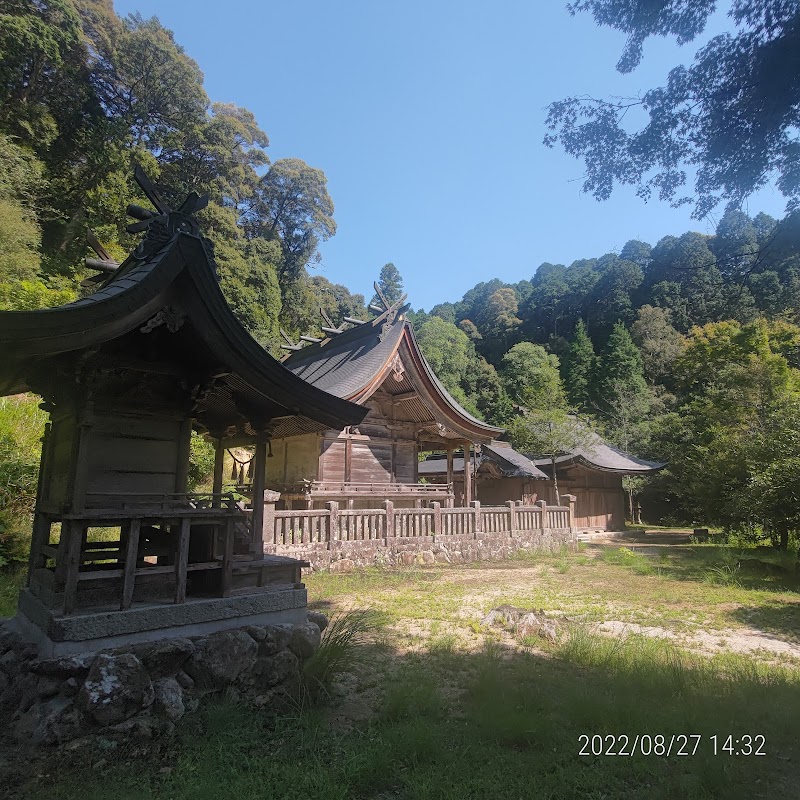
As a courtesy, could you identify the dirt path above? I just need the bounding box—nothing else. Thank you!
[595,620,800,659]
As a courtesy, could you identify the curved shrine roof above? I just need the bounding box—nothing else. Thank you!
[282,307,503,442]
[531,429,665,474]
[0,230,366,438]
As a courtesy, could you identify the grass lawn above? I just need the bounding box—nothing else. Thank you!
[4,543,800,800]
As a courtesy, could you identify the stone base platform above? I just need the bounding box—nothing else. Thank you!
[10,586,309,658]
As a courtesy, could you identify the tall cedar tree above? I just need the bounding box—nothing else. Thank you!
[593,322,651,452]
[371,263,404,307]
[563,320,595,412]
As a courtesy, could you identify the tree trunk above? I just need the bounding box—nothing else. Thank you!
[779,525,789,552]
[551,455,560,505]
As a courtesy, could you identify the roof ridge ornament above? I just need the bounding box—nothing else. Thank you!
[126,166,211,264]
[83,167,215,288]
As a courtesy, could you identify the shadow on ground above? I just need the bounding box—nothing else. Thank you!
[8,624,800,800]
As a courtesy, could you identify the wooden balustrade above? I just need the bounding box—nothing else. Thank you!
[265,497,575,548]
[33,493,253,615]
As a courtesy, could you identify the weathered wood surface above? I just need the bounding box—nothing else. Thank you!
[266,499,575,546]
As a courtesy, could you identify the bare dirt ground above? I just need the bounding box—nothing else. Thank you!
[310,535,800,665]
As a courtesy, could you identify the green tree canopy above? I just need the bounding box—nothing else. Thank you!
[500,342,565,410]
[546,1,800,218]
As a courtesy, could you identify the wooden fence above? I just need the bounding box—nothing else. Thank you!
[266,498,575,547]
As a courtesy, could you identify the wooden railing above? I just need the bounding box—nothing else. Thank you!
[264,497,575,547]
[35,493,250,615]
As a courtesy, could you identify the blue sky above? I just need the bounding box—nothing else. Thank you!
[115,1,786,309]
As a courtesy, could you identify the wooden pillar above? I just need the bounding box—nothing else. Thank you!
[383,499,395,537]
[174,417,193,494]
[563,494,577,533]
[463,444,472,506]
[221,517,235,597]
[506,500,517,536]
[471,500,481,536]
[446,447,453,487]
[250,434,268,550]
[432,501,442,535]
[121,518,141,610]
[174,517,191,604]
[61,520,83,615]
[326,500,339,546]
[537,499,548,534]
[212,439,225,500]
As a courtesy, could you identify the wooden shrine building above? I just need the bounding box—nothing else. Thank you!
[0,171,366,655]
[532,431,664,531]
[269,295,503,508]
[418,441,549,506]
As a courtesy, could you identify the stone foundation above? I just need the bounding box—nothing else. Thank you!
[14,586,309,658]
[0,615,325,746]
[267,528,576,572]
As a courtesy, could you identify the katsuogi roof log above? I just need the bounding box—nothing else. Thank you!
[0,170,366,440]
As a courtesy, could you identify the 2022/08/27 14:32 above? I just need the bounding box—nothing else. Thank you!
[578,733,766,757]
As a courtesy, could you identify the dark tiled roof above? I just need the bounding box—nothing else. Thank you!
[419,442,548,479]
[283,314,503,438]
[531,428,665,474]
[0,233,366,432]
[285,320,404,398]
[484,442,549,478]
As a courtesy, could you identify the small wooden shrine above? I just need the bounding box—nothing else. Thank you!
[531,431,664,530]
[418,441,549,505]
[0,170,366,655]
[266,292,504,509]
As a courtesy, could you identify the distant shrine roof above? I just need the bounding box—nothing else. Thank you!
[419,442,549,480]
[280,294,503,443]
[531,428,665,475]
[0,168,366,440]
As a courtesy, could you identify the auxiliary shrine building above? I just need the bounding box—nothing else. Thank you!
[0,174,366,654]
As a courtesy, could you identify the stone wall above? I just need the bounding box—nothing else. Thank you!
[0,614,326,746]
[267,528,577,572]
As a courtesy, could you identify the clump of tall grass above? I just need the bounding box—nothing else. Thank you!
[599,546,654,575]
[301,609,379,700]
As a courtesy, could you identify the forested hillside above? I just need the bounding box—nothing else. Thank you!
[0,0,366,348]
[1,1,798,547]
[412,211,800,543]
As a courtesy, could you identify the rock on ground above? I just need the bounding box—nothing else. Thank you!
[78,654,154,726]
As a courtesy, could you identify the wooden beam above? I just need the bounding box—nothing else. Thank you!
[250,435,268,553]
[221,517,235,597]
[120,519,141,610]
[299,335,323,343]
[85,257,119,272]
[174,518,191,604]
[446,448,454,489]
[343,316,367,325]
[463,444,472,506]
[392,391,418,403]
[373,281,390,311]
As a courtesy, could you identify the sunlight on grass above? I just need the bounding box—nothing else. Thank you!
[9,543,800,800]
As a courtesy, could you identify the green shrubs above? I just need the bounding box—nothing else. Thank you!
[0,394,45,566]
